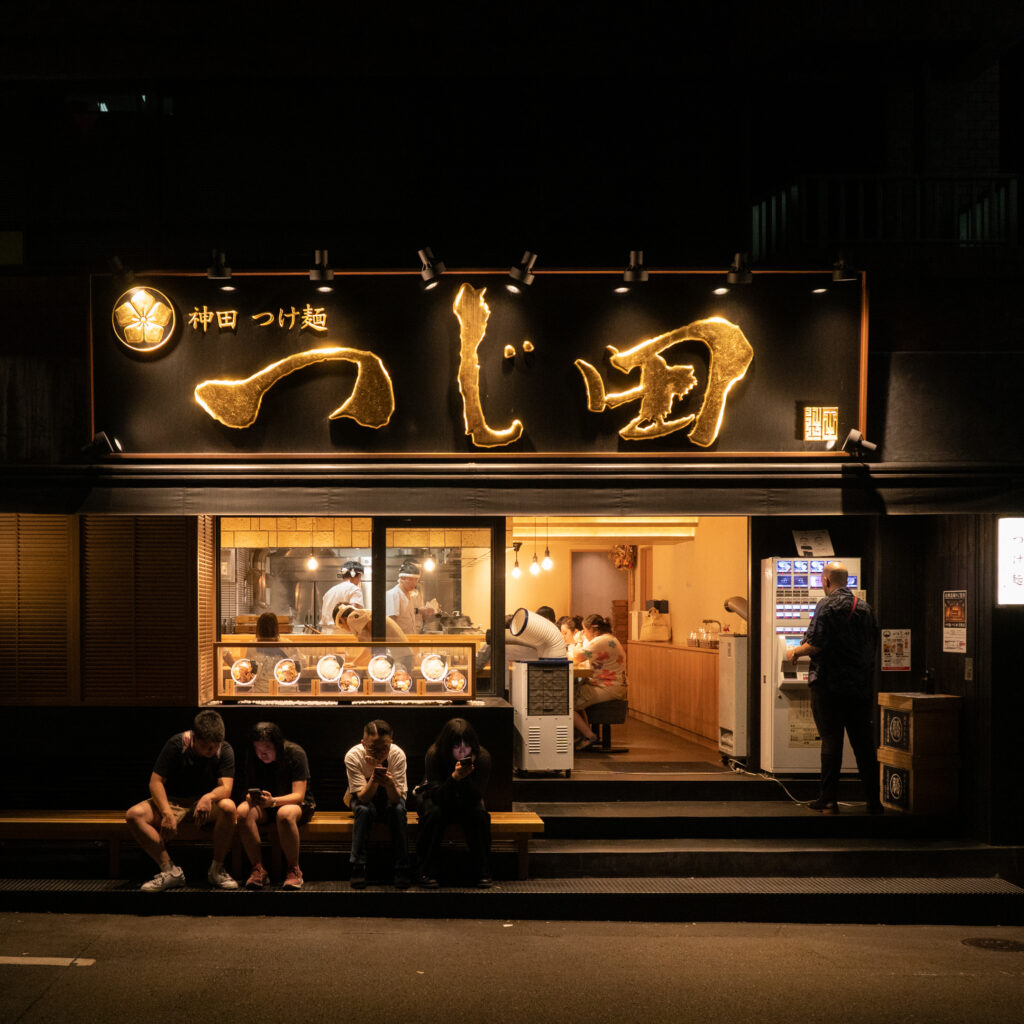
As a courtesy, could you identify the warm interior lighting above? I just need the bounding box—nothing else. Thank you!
[541,517,553,570]
[529,554,541,575]
[306,551,319,571]
[510,540,522,578]
[423,552,437,572]
[713,286,729,295]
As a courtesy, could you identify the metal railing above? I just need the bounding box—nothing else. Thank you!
[752,174,1020,262]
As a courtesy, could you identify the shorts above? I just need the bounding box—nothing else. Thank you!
[258,799,316,827]
[574,681,627,710]
[153,796,215,831]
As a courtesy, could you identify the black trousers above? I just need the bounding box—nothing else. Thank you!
[415,801,491,880]
[809,685,882,807]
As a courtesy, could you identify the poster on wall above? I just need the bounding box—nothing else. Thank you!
[942,591,967,654]
[880,628,911,671]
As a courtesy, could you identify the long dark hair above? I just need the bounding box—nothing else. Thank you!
[427,717,482,770]
[250,720,286,759]
[583,613,612,635]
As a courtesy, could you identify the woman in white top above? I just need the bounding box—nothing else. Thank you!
[573,613,627,750]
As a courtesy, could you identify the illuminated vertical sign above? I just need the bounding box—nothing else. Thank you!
[997,517,1024,605]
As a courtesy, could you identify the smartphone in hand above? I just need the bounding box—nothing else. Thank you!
[247,787,262,803]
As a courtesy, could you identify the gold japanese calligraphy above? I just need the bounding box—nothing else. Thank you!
[112,288,176,352]
[454,284,524,447]
[194,347,395,430]
[575,316,753,446]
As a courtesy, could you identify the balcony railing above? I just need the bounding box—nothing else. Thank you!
[752,174,1020,263]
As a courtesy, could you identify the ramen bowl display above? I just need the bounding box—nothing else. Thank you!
[390,669,413,693]
[444,669,467,693]
[231,659,256,686]
[420,653,448,682]
[274,658,299,685]
[338,669,361,693]
[316,654,344,683]
[367,654,396,683]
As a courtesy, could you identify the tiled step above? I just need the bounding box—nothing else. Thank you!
[2,875,1021,925]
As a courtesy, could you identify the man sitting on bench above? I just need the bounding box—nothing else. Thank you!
[125,709,239,892]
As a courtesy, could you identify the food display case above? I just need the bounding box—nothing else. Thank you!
[214,640,476,701]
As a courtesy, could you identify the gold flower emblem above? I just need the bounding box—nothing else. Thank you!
[112,288,176,352]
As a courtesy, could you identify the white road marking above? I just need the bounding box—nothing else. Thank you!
[0,956,95,967]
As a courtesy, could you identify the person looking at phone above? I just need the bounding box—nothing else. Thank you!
[415,717,492,888]
[343,719,411,889]
[124,709,238,892]
[235,721,315,891]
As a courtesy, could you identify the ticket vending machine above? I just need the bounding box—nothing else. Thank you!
[759,557,863,773]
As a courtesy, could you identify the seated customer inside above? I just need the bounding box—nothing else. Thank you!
[573,612,627,750]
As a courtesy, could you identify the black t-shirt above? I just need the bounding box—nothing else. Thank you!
[243,740,312,801]
[152,732,235,798]
[803,587,877,695]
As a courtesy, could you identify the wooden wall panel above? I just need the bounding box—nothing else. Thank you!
[627,641,718,742]
[0,514,76,705]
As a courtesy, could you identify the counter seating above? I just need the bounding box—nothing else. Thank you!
[0,808,544,881]
[585,699,630,753]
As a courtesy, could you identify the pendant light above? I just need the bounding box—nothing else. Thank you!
[511,541,522,578]
[529,518,541,575]
[541,517,553,571]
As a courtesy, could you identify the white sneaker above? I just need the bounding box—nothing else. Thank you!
[141,866,185,892]
[207,864,239,890]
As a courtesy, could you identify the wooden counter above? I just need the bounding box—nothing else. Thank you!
[626,641,718,744]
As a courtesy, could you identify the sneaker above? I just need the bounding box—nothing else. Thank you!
[807,797,840,814]
[283,866,304,890]
[475,876,494,889]
[207,864,239,890]
[141,866,185,892]
[418,875,440,889]
[350,865,367,890]
[245,864,270,890]
[394,870,412,890]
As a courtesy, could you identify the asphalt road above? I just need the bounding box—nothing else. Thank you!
[2,914,1023,1024]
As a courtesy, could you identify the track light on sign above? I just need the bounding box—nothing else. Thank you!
[615,250,648,293]
[81,430,123,459]
[832,255,858,282]
[507,251,538,293]
[207,249,234,291]
[841,428,877,456]
[309,249,335,292]
[726,251,752,285]
[417,248,446,290]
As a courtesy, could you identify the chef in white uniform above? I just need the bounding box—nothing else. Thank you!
[385,561,436,635]
[320,560,365,632]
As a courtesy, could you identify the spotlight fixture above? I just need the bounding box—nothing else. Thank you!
[108,256,134,289]
[309,249,335,292]
[80,430,123,459]
[841,428,877,456]
[615,250,648,293]
[417,247,446,290]
[511,541,522,578]
[832,255,858,282]
[423,551,437,572]
[206,249,234,290]
[506,251,538,293]
[726,251,752,285]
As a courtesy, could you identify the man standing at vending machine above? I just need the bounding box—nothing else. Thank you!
[786,560,884,814]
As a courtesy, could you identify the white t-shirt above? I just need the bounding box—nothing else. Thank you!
[320,579,364,629]
[385,583,423,635]
[344,740,408,801]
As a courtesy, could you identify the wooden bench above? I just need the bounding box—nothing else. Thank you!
[0,809,545,881]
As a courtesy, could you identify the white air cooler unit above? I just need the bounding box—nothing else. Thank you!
[508,608,573,772]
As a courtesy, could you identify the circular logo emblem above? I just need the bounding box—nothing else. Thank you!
[111,287,176,353]
[885,715,904,745]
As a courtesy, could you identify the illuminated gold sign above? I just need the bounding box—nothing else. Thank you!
[575,317,753,446]
[803,406,838,442]
[112,288,176,352]
[454,284,524,447]
[194,348,395,430]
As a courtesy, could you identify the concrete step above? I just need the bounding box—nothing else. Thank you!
[528,836,1024,880]
[2,875,1021,925]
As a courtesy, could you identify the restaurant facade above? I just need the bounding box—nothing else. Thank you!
[2,264,1023,847]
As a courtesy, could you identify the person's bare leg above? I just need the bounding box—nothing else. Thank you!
[276,804,302,868]
[236,802,263,867]
[210,798,237,863]
[125,800,171,870]
[573,710,596,741]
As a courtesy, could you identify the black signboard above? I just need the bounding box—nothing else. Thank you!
[93,271,865,456]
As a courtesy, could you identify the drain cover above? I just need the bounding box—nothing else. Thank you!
[962,938,1024,952]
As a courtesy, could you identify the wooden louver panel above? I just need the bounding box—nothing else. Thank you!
[196,515,217,705]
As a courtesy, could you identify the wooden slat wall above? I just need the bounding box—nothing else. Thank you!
[0,514,76,705]
[196,515,217,705]
[81,516,198,705]
[626,641,718,742]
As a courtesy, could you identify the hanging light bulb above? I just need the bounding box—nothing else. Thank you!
[529,553,541,575]
[306,550,319,571]
[511,541,522,578]
[424,551,437,572]
[542,517,553,570]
